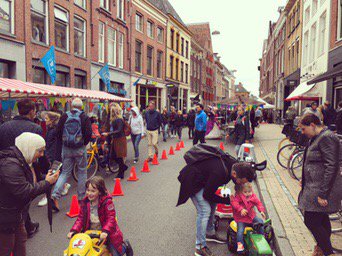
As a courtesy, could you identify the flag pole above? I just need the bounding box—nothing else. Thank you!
[91,64,106,81]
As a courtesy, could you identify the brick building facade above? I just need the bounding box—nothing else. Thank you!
[190,39,204,105]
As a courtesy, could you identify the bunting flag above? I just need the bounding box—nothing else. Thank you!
[50,97,56,106]
[42,98,48,109]
[89,102,95,112]
[2,100,16,111]
[60,98,67,108]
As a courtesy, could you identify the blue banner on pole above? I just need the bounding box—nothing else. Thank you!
[99,64,110,91]
[41,46,56,84]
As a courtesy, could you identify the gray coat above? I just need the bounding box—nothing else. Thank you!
[298,129,342,213]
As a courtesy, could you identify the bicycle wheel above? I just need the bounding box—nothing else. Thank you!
[72,152,98,182]
[289,151,304,181]
[278,137,291,151]
[277,143,297,169]
[107,146,119,174]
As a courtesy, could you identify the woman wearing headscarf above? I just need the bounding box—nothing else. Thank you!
[0,132,59,256]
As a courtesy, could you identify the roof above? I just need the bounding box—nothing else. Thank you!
[235,83,249,93]
[146,0,186,27]
[187,23,213,52]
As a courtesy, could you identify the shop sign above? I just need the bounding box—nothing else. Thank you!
[146,80,158,86]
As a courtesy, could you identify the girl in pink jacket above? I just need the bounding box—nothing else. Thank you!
[231,182,266,253]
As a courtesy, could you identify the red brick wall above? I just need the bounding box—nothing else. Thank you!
[330,0,342,50]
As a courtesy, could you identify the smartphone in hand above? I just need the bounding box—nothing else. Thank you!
[51,161,62,174]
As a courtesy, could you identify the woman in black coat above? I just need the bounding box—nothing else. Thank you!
[175,110,184,141]
[187,109,196,139]
[298,114,341,256]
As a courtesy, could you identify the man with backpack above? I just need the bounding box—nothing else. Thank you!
[176,144,266,256]
[51,98,92,211]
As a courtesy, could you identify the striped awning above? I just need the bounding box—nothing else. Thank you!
[0,78,132,102]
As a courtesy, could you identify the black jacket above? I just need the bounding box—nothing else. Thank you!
[145,110,162,131]
[45,126,60,163]
[337,109,342,135]
[0,147,51,230]
[57,109,92,147]
[111,118,125,138]
[175,114,184,127]
[229,115,251,145]
[0,116,43,151]
[161,112,170,125]
[322,107,336,127]
[177,157,236,206]
[187,112,196,128]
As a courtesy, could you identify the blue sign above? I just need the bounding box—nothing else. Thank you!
[41,46,56,84]
[99,64,110,91]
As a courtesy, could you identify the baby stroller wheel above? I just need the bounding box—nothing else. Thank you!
[227,226,237,252]
[214,216,219,231]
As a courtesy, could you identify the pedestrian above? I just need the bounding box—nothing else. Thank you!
[322,101,337,130]
[298,114,342,256]
[90,115,101,143]
[161,108,170,142]
[302,102,323,121]
[68,176,133,256]
[0,132,59,256]
[336,101,342,135]
[51,98,92,212]
[231,182,266,253]
[130,107,144,164]
[177,154,263,256]
[193,104,207,145]
[0,99,43,237]
[169,106,177,138]
[249,107,256,138]
[175,110,184,141]
[187,109,196,139]
[226,106,251,156]
[285,106,297,126]
[145,101,162,162]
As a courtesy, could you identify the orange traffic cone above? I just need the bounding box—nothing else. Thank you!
[219,142,225,151]
[66,195,80,218]
[112,178,124,196]
[141,160,151,173]
[180,141,185,148]
[127,166,139,181]
[152,154,159,165]
[175,143,181,151]
[169,146,175,155]
[161,150,168,160]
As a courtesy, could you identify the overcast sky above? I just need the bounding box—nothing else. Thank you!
[169,0,288,96]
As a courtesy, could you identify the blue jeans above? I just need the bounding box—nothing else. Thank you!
[162,124,169,140]
[191,189,217,249]
[131,133,142,159]
[52,146,87,200]
[108,242,126,256]
[237,216,264,246]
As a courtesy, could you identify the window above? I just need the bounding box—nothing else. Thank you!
[310,23,317,63]
[175,59,179,80]
[147,46,153,76]
[108,27,116,66]
[135,13,143,32]
[118,32,124,68]
[135,40,142,72]
[74,16,86,57]
[157,51,162,78]
[147,21,153,38]
[117,0,124,20]
[170,56,174,78]
[0,0,14,34]
[170,29,175,49]
[98,22,105,62]
[75,0,86,9]
[305,6,310,25]
[56,71,69,87]
[33,68,48,84]
[31,0,48,44]
[54,7,69,51]
[185,64,189,84]
[318,13,326,55]
[176,33,180,53]
[157,27,163,42]
[100,0,110,10]
[181,38,184,56]
[180,61,184,82]
[303,31,309,66]
[296,40,299,67]
[338,0,342,40]
[186,41,189,58]
[75,74,86,89]
[312,0,318,16]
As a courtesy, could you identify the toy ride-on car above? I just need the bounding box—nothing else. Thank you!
[64,230,111,256]
[227,219,274,255]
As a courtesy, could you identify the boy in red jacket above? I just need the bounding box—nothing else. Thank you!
[231,182,266,253]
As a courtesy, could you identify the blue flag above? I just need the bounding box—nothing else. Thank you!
[99,64,110,91]
[133,75,143,86]
[41,46,56,84]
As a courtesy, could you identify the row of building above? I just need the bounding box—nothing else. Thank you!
[0,0,236,111]
[259,0,342,116]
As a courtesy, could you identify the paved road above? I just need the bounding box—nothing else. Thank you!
[27,133,235,256]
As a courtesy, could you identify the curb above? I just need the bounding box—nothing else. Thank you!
[253,141,296,256]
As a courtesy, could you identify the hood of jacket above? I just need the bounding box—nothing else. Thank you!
[0,146,25,164]
[131,107,141,116]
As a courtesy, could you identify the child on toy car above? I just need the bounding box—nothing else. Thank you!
[67,176,133,256]
[231,182,266,253]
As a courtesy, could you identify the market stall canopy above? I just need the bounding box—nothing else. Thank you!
[285,81,321,101]
[252,96,275,109]
[307,65,342,85]
[0,78,132,102]
[216,95,264,105]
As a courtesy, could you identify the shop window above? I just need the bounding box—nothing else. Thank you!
[54,6,69,51]
[74,16,86,57]
[135,13,143,32]
[118,32,124,68]
[0,61,9,78]
[0,0,14,34]
[75,74,86,89]
[99,22,105,62]
[117,0,124,20]
[108,27,116,66]
[56,71,69,87]
[157,27,163,42]
[135,40,142,72]
[157,51,162,78]
[31,0,48,44]
[147,20,153,38]
[75,0,86,9]
[147,46,153,76]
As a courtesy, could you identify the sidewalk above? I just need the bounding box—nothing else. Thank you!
[252,124,341,256]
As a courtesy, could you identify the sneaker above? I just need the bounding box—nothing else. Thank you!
[51,198,60,212]
[27,222,39,238]
[195,246,214,256]
[61,183,71,196]
[124,240,134,256]
[312,245,324,256]
[206,233,227,244]
[237,242,245,252]
[133,159,138,164]
[37,196,47,207]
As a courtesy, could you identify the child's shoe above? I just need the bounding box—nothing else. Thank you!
[124,240,134,256]
[237,242,245,253]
